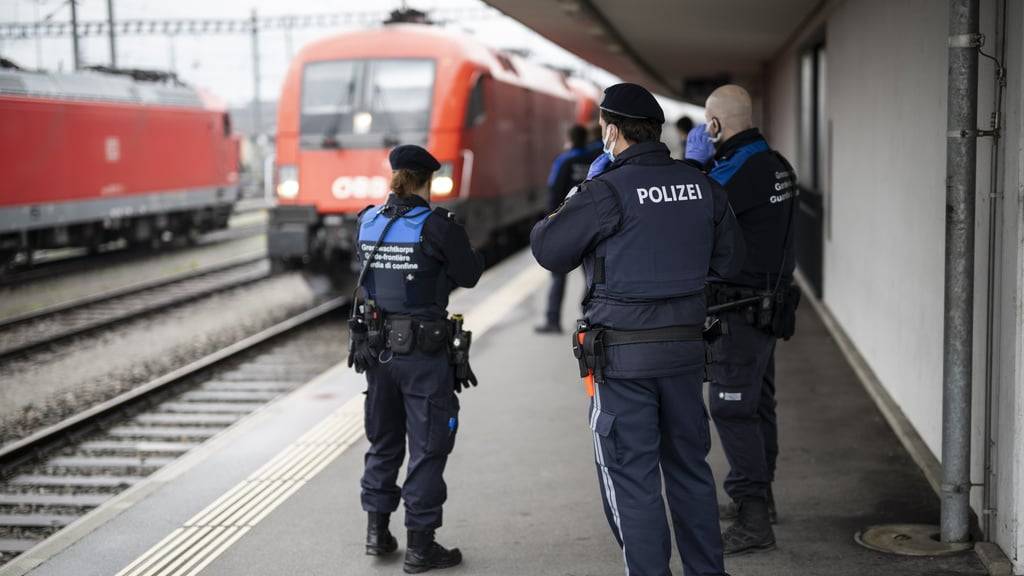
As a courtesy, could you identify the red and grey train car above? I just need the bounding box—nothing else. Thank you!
[268,23,598,268]
[0,64,240,268]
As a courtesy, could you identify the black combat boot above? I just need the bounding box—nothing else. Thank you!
[365,512,398,556]
[403,529,462,574]
[721,498,776,556]
[721,486,777,524]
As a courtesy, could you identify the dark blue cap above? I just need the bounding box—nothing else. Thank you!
[389,144,441,172]
[599,82,665,123]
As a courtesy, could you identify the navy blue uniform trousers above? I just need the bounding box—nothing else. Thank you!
[544,272,567,328]
[361,351,459,530]
[590,369,724,576]
[707,310,778,502]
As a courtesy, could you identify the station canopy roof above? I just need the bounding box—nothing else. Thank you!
[482,0,820,103]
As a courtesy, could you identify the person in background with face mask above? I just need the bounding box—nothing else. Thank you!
[685,84,799,556]
[535,124,598,334]
[531,82,744,576]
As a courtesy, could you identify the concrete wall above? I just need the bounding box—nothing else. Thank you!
[763,0,1023,569]
[823,0,950,461]
[994,0,1024,563]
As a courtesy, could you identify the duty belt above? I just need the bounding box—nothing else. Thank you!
[707,283,762,305]
[706,283,775,326]
[572,321,703,397]
[377,314,450,360]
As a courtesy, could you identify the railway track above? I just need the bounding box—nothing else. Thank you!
[0,298,347,567]
[0,220,266,288]
[0,255,272,362]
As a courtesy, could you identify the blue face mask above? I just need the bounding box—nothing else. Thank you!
[602,125,617,162]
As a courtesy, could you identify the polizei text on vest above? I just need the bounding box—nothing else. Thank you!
[636,184,704,205]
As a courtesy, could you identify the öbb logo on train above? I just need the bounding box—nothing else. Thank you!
[331,176,390,200]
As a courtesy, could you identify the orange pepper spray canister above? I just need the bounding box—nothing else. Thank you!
[576,331,595,397]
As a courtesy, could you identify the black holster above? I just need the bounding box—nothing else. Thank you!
[572,320,606,384]
[771,283,801,340]
[348,300,384,373]
[449,315,477,392]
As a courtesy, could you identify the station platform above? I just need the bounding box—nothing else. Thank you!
[4,249,989,576]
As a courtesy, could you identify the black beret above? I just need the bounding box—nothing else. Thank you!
[599,82,665,123]
[389,145,441,172]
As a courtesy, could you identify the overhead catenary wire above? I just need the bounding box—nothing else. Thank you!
[0,7,500,39]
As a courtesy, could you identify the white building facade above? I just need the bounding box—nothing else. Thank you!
[764,0,1024,569]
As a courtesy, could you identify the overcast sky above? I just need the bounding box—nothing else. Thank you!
[0,0,700,122]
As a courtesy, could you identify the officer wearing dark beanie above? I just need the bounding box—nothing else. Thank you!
[531,83,743,576]
[389,144,442,172]
[352,144,483,573]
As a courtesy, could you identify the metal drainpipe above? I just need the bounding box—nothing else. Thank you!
[981,0,1008,541]
[941,0,980,544]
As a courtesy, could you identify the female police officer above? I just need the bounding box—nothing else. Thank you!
[349,145,483,573]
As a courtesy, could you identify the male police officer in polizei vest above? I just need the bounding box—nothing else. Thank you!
[531,83,744,576]
[349,144,484,573]
[685,84,800,556]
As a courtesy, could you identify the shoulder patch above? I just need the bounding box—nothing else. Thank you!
[432,206,455,220]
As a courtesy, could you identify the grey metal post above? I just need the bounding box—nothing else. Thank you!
[250,8,262,137]
[69,0,81,70]
[107,0,117,67]
[941,0,979,544]
[284,18,294,60]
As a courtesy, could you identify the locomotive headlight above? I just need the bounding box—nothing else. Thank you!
[353,112,373,135]
[276,165,299,199]
[430,163,455,197]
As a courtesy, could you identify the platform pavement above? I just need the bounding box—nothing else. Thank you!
[11,249,988,576]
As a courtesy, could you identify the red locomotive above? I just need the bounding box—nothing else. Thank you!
[268,22,598,270]
[0,63,240,269]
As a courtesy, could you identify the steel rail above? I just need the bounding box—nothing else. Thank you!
[0,296,346,479]
[0,253,265,330]
[0,223,265,287]
[0,256,271,362]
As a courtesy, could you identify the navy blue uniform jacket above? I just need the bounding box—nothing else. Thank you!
[530,142,744,377]
[695,128,797,289]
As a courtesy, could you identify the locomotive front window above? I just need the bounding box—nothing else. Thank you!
[300,58,434,149]
[302,60,360,115]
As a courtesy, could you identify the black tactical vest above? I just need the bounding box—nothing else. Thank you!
[586,159,716,304]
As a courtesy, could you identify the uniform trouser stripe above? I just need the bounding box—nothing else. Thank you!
[592,381,629,576]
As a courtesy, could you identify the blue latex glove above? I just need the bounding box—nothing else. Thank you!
[685,123,716,165]
[586,153,612,180]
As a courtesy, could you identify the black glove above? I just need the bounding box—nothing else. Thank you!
[449,325,476,393]
[453,362,478,394]
[347,318,376,374]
